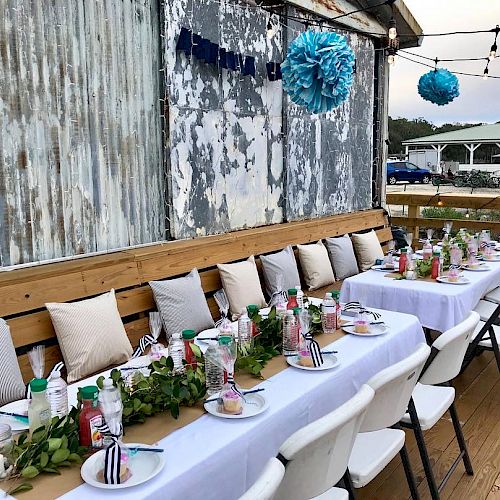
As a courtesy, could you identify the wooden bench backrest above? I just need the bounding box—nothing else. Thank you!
[0,209,392,381]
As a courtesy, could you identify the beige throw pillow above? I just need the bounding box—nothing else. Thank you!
[351,230,384,271]
[297,241,336,291]
[217,256,267,319]
[46,290,133,383]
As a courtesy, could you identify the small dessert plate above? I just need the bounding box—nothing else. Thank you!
[371,265,396,272]
[481,255,500,262]
[80,443,165,490]
[0,399,29,431]
[287,354,340,371]
[342,324,388,337]
[204,393,269,419]
[436,276,471,285]
[462,263,491,272]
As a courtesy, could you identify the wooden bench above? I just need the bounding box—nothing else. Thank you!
[0,209,392,382]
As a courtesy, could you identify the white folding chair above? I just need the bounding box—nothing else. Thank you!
[463,287,500,371]
[347,343,430,500]
[401,311,480,500]
[273,384,375,500]
[239,458,286,500]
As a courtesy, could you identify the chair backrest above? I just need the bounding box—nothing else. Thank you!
[274,384,374,500]
[420,311,480,385]
[361,343,430,432]
[239,458,286,500]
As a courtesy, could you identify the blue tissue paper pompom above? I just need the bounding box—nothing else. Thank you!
[418,69,460,106]
[281,31,355,114]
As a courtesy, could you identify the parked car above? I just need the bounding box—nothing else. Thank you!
[387,160,432,185]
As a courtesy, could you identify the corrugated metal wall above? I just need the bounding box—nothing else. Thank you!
[0,0,164,267]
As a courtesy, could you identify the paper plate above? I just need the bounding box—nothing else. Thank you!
[436,276,470,285]
[0,399,29,431]
[462,263,491,272]
[286,354,340,371]
[371,265,397,272]
[80,443,165,490]
[342,324,388,337]
[479,255,500,262]
[204,393,269,419]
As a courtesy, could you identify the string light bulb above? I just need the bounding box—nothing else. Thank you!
[388,53,396,65]
[266,18,275,39]
[489,25,499,60]
[437,199,444,207]
[388,18,397,40]
[483,66,489,80]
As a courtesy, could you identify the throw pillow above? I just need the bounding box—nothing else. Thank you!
[325,234,360,280]
[351,230,384,271]
[0,319,26,405]
[149,268,214,338]
[259,246,301,298]
[217,256,267,319]
[46,290,133,383]
[297,241,336,290]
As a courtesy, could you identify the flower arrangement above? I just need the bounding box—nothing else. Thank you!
[281,31,355,113]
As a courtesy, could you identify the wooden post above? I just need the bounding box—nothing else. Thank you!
[408,204,420,247]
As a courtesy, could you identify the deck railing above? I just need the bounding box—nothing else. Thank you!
[386,192,500,242]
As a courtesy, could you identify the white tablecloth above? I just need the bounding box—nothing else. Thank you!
[340,262,500,333]
[59,309,425,500]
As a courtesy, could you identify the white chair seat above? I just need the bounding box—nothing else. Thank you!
[311,487,349,500]
[472,320,500,348]
[474,299,498,323]
[401,383,455,430]
[485,286,500,304]
[348,428,405,488]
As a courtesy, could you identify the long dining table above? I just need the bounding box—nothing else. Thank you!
[18,306,425,500]
[340,260,500,333]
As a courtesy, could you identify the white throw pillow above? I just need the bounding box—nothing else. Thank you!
[0,319,26,405]
[351,230,384,271]
[217,256,267,319]
[46,290,133,383]
[297,241,336,291]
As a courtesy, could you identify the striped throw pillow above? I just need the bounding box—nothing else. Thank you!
[46,290,133,383]
[0,319,26,405]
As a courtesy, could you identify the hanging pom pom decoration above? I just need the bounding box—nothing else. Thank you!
[418,68,460,106]
[281,31,355,114]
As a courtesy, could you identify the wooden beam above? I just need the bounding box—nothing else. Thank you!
[387,192,500,211]
[390,217,500,233]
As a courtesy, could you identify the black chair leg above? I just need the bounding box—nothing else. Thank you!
[400,443,420,500]
[490,325,500,371]
[448,402,473,475]
[408,398,440,500]
[423,327,433,346]
[342,469,357,500]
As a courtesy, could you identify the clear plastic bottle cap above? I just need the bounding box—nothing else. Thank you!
[103,379,114,388]
[286,310,294,316]
[295,285,302,291]
[325,292,332,298]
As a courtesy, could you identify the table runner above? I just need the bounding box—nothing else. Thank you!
[341,261,500,332]
[53,309,423,500]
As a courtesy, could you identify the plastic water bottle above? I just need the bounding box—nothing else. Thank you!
[98,379,123,443]
[322,293,336,334]
[169,333,186,374]
[46,370,68,418]
[205,344,224,396]
[295,285,304,309]
[238,309,253,355]
[422,239,433,260]
[283,310,298,355]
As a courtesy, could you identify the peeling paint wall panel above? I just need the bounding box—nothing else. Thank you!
[0,0,163,266]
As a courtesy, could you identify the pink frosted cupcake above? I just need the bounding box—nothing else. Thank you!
[222,390,243,415]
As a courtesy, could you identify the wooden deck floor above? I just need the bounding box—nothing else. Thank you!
[358,352,500,500]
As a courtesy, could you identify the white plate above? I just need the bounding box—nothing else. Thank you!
[480,255,500,262]
[80,443,165,490]
[342,324,388,337]
[0,399,29,431]
[287,354,340,371]
[371,265,397,272]
[204,393,269,419]
[462,264,491,272]
[436,276,471,285]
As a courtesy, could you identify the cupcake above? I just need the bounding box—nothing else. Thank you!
[97,464,132,484]
[222,390,243,415]
[354,320,370,334]
[447,268,460,282]
[297,350,314,367]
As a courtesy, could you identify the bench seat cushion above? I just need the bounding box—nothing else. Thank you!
[46,290,133,383]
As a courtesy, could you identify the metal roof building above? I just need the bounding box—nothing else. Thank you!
[402,124,500,169]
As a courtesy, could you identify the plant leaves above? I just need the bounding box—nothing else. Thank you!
[39,451,49,468]
[8,482,34,495]
[51,448,70,464]
[21,465,40,479]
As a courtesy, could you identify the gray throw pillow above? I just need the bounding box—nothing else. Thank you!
[325,235,360,280]
[150,268,214,337]
[259,246,301,297]
[0,319,26,405]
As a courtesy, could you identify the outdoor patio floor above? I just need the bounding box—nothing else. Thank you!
[358,351,500,500]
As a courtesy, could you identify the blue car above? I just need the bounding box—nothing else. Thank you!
[387,161,432,185]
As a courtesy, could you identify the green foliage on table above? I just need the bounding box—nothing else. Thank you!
[97,354,206,426]
[6,408,85,495]
[239,306,282,378]
[305,302,323,335]
[415,258,432,277]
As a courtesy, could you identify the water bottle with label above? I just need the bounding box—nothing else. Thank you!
[46,370,68,418]
[321,292,336,334]
[295,285,304,309]
[98,379,123,444]
[205,344,224,396]
[237,309,253,356]
[282,310,299,355]
[169,332,186,374]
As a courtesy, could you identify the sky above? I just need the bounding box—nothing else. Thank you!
[388,0,500,126]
